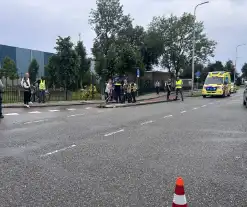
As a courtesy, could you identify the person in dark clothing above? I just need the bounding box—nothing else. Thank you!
[166,79,172,100]
[0,79,4,118]
[114,81,121,103]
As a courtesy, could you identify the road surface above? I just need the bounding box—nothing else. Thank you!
[0,90,246,206]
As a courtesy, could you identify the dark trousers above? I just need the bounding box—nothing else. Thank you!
[24,90,30,104]
[167,90,171,100]
[0,94,2,115]
[156,87,160,94]
[115,92,121,103]
[39,90,45,103]
[175,88,183,101]
[131,91,136,102]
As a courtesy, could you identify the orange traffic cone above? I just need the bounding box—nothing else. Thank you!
[172,177,187,207]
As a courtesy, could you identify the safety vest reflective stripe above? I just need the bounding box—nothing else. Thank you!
[39,80,45,90]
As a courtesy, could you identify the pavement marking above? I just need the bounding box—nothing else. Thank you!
[209,102,213,104]
[85,107,92,110]
[49,109,60,112]
[67,113,85,117]
[180,111,186,113]
[4,113,19,116]
[41,144,76,157]
[201,105,207,107]
[28,111,41,114]
[97,110,104,113]
[104,129,124,137]
[140,120,154,125]
[164,115,173,118]
[192,107,198,110]
[67,108,76,111]
[23,119,48,125]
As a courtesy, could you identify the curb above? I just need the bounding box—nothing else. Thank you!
[98,99,179,108]
[2,101,104,108]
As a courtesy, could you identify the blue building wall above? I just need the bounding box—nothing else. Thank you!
[0,45,16,68]
[0,44,53,77]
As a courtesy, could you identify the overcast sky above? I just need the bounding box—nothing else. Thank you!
[1,0,247,71]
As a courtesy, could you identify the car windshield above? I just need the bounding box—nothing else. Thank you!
[204,77,223,84]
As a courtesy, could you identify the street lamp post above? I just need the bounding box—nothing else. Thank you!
[234,44,246,83]
[191,1,209,94]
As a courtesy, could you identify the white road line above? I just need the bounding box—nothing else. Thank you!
[4,113,19,116]
[140,120,154,125]
[49,109,60,112]
[41,144,76,157]
[201,105,207,107]
[209,102,213,104]
[192,107,198,110]
[85,107,92,110]
[67,113,85,117]
[104,129,124,137]
[23,119,47,125]
[97,110,104,113]
[67,108,76,111]
[164,115,173,118]
[28,111,41,114]
[180,111,186,113]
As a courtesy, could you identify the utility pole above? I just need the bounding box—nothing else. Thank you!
[191,1,209,94]
[234,44,246,83]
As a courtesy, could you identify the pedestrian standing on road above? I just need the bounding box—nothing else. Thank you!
[39,76,46,103]
[0,79,4,119]
[155,80,160,95]
[166,79,172,100]
[21,73,31,108]
[175,76,184,101]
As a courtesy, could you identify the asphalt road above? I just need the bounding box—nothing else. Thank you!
[0,90,246,206]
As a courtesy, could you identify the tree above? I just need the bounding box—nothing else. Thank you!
[75,40,91,88]
[53,36,80,90]
[45,55,60,88]
[28,59,39,83]
[148,13,217,76]
[90,0,143,78]
[1,56,18,86]
[224,60,235,81]
[241,63,247,78]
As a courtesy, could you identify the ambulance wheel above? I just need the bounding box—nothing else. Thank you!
[203,95,206,98]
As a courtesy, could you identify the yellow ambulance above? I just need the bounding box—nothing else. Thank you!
[202,71,231,98]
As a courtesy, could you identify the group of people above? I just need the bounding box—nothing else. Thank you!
[155,77,184,101]
[21,73,47,108]
[105,79,137,103]
[0,73,47,119]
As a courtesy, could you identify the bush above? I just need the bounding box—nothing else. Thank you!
[72,85,101,100]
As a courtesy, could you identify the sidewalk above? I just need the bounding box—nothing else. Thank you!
[2,93,164,108]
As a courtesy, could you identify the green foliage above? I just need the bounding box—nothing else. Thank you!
[75,41,91,87]
[148,13,216,76]
[28,59,39,83]
[0,56,18,83]
[241,63,247,78]
[46,36,80,90]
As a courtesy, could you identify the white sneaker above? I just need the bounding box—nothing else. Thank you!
[26,104,30,108]
[29,102,33,105]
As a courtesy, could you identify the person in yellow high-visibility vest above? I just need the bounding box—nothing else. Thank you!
[39,77,46,103]
[175,76,184,101]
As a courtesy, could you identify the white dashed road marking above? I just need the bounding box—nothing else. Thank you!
[67,108,76,111]
[209,102,213,104]
[193,107,198,110]
[104,129,124,137]
[164,115,173,118]
[41,144,76,157]
[4,113,19,116]
[67,113,85,117]
[23,119,48,125]
[141,120,154,125]
[201,105,207,107]
[181,111,186,113]
[28,111,41,114]
[85,107,92,110]
[49,109,60,112]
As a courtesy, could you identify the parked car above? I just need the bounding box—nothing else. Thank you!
[243,86,247,108]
